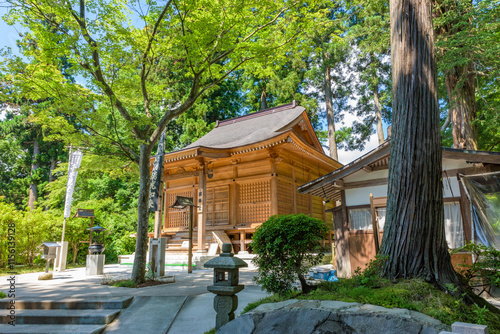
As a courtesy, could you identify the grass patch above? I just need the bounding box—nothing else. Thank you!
[101,278,174,288]
[0,263,85,277]
[111,279,138,288]
[243,278,500,333]
[0,291,6,299]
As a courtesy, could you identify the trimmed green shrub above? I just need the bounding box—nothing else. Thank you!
[251,214,329,295]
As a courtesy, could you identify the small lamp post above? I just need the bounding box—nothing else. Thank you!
[88,223,106,254]
[170,196,197,273]
[204,243,248,330]
[86,223,106,275]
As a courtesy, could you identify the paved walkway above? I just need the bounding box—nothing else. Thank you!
[0,264,268,334]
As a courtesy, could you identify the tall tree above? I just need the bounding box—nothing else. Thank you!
[434,0,500,149]
[2,0,323,283]
[380,0,462,293]
[346,0,392,148]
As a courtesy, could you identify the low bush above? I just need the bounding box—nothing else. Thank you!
[251,214,329,295]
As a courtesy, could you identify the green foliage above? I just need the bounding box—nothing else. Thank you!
[452,243,500,288]
[111,280,138,288]
[145,263,157,281]
[0,199,60,267]
[352,254,388,288]
[0,291,5,299]
[251,214,329,295]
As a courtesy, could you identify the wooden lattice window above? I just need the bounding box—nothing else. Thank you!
[239,181,271,225]
[207,185,230,226]
[165,189,193,228]
[278,181,294,215]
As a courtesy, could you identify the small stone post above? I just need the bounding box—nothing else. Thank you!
[204,243,248,330]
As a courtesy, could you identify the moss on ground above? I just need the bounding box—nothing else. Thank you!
[243,278,500,333]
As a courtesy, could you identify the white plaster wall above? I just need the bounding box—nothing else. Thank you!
[443,158,471,170]
[345,178,458,206]
[344,169,388,182]
[345,185,388,206]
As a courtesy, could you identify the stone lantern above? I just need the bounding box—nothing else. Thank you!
[204,243,248,330]
[86,223,106,275]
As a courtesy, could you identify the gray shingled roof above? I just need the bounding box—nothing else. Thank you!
[184,103,306,150]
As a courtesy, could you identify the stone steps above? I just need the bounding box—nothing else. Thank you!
[0,309,121,325]
[0,297,133,310]
[0,297,133,333]
[0,324,107,334]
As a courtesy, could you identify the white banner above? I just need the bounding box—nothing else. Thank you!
[63,149,83,218]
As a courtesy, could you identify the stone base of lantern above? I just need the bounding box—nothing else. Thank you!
[214,294,238,330]
[86,254,105,275]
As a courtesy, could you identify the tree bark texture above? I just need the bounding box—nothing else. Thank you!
[28,140,39,210]
[373,81,385,145]
[434,0,478,150]
[49,156,57,183]
[260,89,267,110]
[445,68,478,150]
[131,144,153,284]
[324,66,338,161]
[381,0,460,289]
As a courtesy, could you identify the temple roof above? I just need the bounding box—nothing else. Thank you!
[184,102,311,150]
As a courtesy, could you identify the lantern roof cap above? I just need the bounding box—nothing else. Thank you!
[89,223,106,231]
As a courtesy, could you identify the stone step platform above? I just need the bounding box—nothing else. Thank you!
[0,309,121,325]
[0,324,107,334]
[0,297,133,310]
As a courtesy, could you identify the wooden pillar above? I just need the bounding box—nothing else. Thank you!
[240,231,246,253]
[270,159,278,216]
[292,167,297,214]
[154,181,163,238]
[197,164,207,252]
[231,165,238,226]
[370,193,380,254]
[163,182,169,230]
[334,189,351,278]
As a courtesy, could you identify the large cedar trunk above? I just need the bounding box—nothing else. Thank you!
[131,144,153,284]
[381,0,460,289]
[324,66,338,161]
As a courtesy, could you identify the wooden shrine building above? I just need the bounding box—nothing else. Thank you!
[153,102,342,253]
[299,141,500,278]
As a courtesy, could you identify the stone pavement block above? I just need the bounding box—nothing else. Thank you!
[452,322,488,334]
[439,332,456,334]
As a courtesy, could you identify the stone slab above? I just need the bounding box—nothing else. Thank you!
[452,322,489,334]
[219,300,451,334]
[0,324,106,334]
[103,296,187,334]
[0,297,133,310]
[86,255,105,275]
[0,309,120,325]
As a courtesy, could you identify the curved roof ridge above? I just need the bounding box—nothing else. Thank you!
[217,102,297,127]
